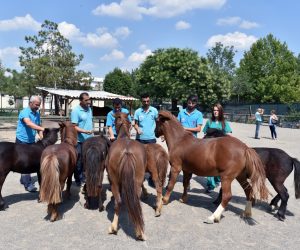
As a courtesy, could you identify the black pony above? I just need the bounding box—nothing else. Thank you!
[82,133,111,210]
[0,128,59,210]
[204,128,300,221]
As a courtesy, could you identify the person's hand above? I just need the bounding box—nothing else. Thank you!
[136,128,143,135]
[86,130,93,135]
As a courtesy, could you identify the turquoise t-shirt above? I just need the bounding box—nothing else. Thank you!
[134,106,158,140]
[202,119,232,134]
[177,108,203,137]
[71,105,93,143]
[106,108,132,136]
[16,107,41,143]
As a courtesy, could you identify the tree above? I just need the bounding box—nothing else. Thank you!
[136,48,213,109]
[19,20,92,95]
[207,42,236,103]
[236,34,300,103]
[103,68,135,96]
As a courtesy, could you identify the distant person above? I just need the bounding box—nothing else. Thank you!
[133,93,158,188]
[202,103,232,193]
[269,110,278,140]
[254,108,264,139]
[16,96,45,192]
[177,95,203,137]
[71,92,93,187]
[106,98,132,141]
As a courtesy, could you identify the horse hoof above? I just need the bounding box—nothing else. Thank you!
[108,226,117,235]
[274,213,285,221]
[203,217,214,224]
[179,197,187,203]
[136,233,146,241]
[162,197,169,205]
[242,211,252,218]
[0,204,6,211]
[99,205,104,212]
[270,205,279,211]
[84,202,89,209]
[155,210,161,217]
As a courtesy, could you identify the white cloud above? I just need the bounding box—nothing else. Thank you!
[114,26,131,39]
[0,47,21,69]
[128,49,152,62]
[175,20,191,30]
[79,33,118,48]
[58,22,81,39]
[206,32,257,50]
[92,0,226,19]
[78,63,96,71]
[100,49,125,61]
[217,16,259,29]
[0,14,40,31]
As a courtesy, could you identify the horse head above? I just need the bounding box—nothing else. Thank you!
[114,112,131,138]
[155,111,176,138]
[59,121,78,146]
[41,127,60,147]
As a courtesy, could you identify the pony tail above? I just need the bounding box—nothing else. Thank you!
[85,146,104,197]
[119,152,144,234]
[156,151,169,188]
[245,148,269,201]
[40,154,61,204]
[292,158,300,199]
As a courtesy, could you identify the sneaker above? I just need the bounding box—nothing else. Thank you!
[25,184,37,192]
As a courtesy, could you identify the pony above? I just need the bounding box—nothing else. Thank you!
[204,128,300,221]
[0,127,59,210]
[155,111,268,224]
[39,121,78,222]
[82,133,111,211]
[142,143,169,217]
[106,112,147,240]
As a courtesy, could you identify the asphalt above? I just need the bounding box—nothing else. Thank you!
[0,121,300,249]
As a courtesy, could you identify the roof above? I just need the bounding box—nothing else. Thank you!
[36,87,137,101]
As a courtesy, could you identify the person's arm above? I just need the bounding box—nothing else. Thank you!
[106,112,115,140]
[73,125,93,135]
[108,126,115,140]
[184,125,202,133]
[133,120,142,134]
[23,118,44,132]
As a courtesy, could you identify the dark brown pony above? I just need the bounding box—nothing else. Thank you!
[0,128,59,210]
[39,121,77,222]
[155,111,268,224]
[204,128,300,221]
[143,143,169,217]
[82,133,111,210]
[106,112,147,240]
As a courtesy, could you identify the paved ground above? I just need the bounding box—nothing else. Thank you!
[0,120,300,249]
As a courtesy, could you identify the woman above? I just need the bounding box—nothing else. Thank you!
[202,103,232,193]
[269,110,278,140]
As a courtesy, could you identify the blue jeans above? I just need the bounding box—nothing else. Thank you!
[15,138,34,188]
[255,121,262,138]
[207,176,221,190]
[74,143,85,184]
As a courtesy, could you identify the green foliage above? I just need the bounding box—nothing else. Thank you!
[19,20,92,95]
[235,34,300,103]
[103,68,135,96]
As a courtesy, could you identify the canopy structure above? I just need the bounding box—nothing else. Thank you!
[36,86,138,115]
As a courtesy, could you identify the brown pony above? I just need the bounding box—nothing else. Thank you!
[155,111,268,224]
[106,112,147,240]
[82,133,111,211]
[39,121,78,222]
[143,143,169,217]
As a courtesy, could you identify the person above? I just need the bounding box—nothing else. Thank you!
[71,92,93,187]
[177,95,203,138]
[202,103,232,193]
[254,108,264,139]
[16,95,45,192]
[133,93,158,188]
[106,98,132,141]
[133,93,158,144]
[269,110,278,140]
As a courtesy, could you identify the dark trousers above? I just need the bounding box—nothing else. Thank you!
[269,125,277,139]
[74,142,85,184]
[136,138,157,144]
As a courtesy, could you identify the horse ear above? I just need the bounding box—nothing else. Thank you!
[58,122,64,128]
[158,114,169,123]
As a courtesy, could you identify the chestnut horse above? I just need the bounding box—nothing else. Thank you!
[106,112,147,240]
[82,133,111,211]
[155,111,268,224]
[39,121,77,222]
[204,128,300,221]
[0,128,59,210]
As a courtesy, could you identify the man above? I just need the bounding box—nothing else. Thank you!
[133,93,158,144]
[254,108,264,139]
[177,95,203,138]
[71,92,93,186]
[16,95,45,192]
[106,98,131,141]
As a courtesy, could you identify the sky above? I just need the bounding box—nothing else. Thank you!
[1,0,300,78]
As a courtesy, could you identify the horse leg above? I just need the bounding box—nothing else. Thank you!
[205,179,232,224]
[50,203,60,222]
[213,188,222,206]
[179,171,192,203]
[141,183,149,198]
[37,171,42,203]
[98,186,104,212]
[163,165,181,205]
[151,172,163,217]
[0,171,9,210]
[64,176,72,200]
[271,183,289,221]
[270,194,281,210]
[108,184,121,234]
